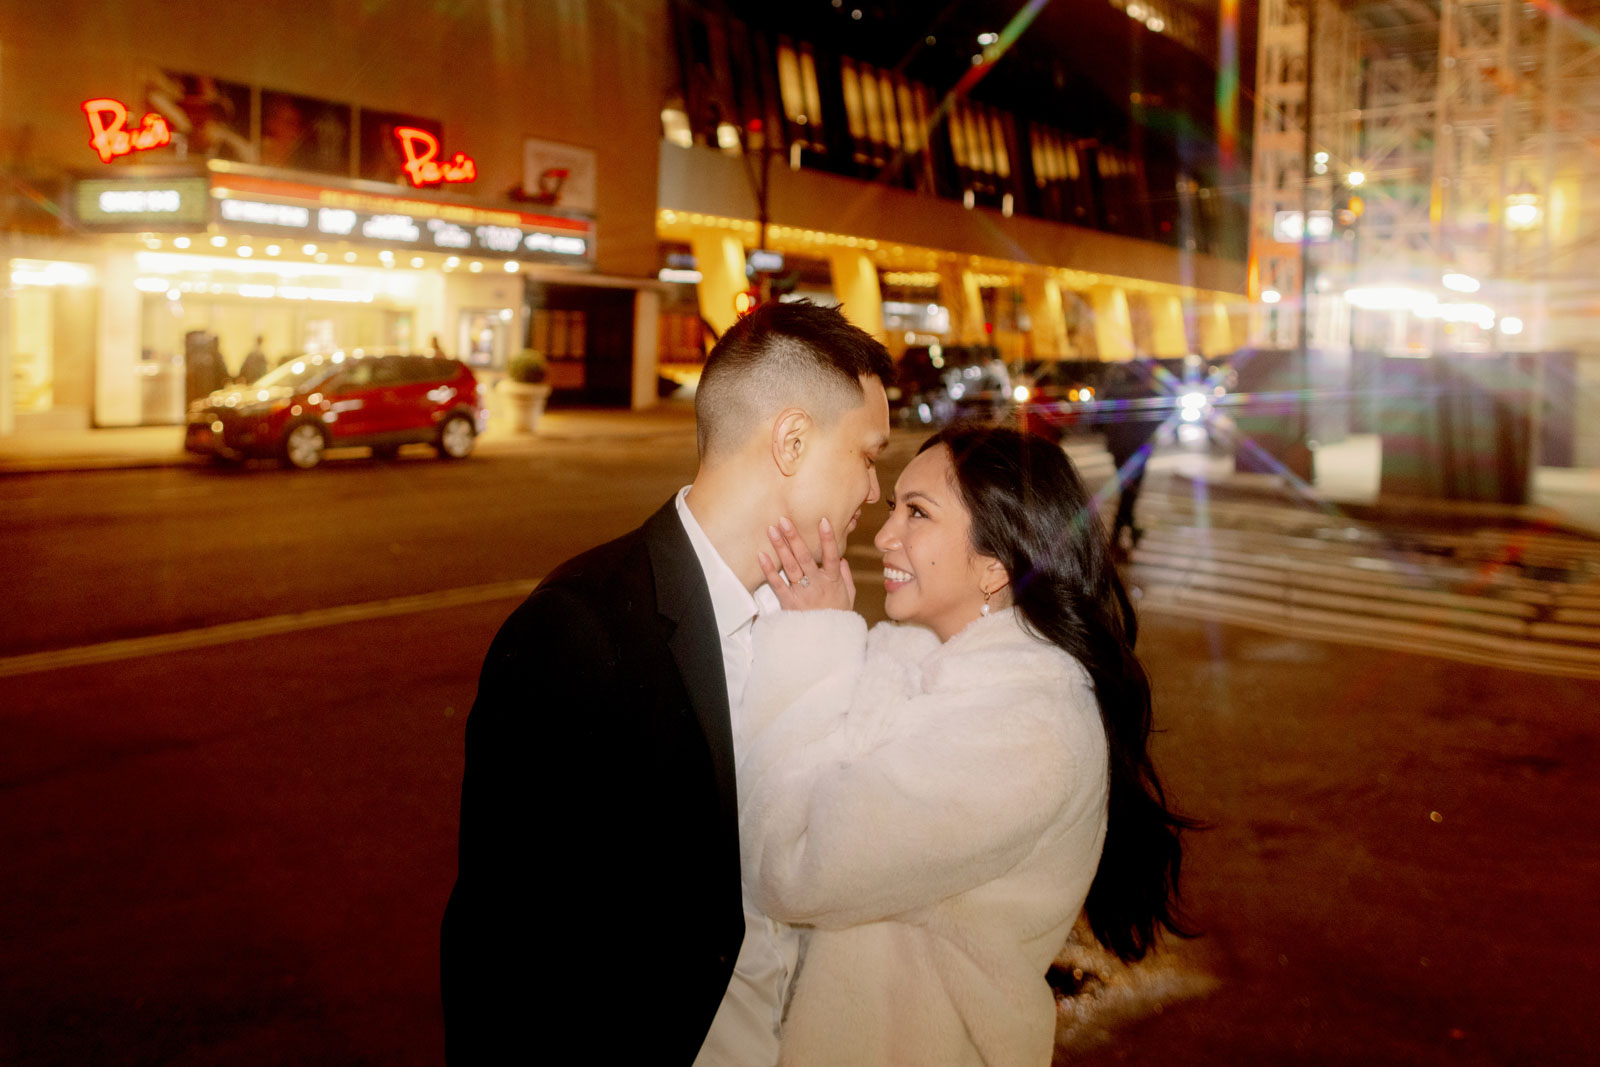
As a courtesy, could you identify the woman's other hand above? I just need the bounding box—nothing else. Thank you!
[759,516,855,612]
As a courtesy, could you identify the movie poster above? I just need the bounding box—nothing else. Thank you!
[259,90,353,176]
[146,71,255,162]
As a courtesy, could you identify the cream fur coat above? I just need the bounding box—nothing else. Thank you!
[739,606,1110,1067]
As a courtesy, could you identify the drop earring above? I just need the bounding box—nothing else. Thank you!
[981,589,992,617]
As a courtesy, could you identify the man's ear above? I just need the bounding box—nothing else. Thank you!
[770,407,812,476]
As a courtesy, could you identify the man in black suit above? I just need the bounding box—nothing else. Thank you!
[441,301,894,1064]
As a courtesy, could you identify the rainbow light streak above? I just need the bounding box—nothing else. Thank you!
[1217,0,1240,171]
[930,0,1052,130]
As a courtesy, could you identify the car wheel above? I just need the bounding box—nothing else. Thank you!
[437,414,475,460]
[372,444,400,461]
[282,421,328,470]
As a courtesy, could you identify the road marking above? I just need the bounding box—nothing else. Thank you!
[0,578,541,680]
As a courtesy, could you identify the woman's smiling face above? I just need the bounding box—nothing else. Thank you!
[874,445,1008,642]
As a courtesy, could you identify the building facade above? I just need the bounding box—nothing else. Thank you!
[0,0,669,436]
[2,0,1250,440]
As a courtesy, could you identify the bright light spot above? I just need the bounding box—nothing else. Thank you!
[1314,151,1330,164]
[1068,388,1081,402]
[445,256,460,269]
[302,243,317,255]
[344,252,357,262]
[1012,385,1031,403]
[1178,423,1207,444]
[1500,316,1525,336]
[166,289,181,301]
[504,260,520,273]
[1080,387,1094,400]
[948,382,966,399]
[1127,3,1145,17]
[1344,285,1434,312]
[716,123,742,150]
[257,389,271,401]
[290,363,305,375]
[174,237,191,249]
[1442,272,1480,293]
[1505,196,1542,230]
[498,308,513,322]
[1261,289,1282,304]
[410,257,424,268]
[1347,170,1366,186]
[1148,16,1165,31]
[237,246,253,258]
[211,420,224,433]
[331,352,345,363]
[210,235,227,247]
[977,31,998,45]
[469,261,484,273]
[266,244,281,256]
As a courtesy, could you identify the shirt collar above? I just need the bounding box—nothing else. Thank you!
[675,486,769,638]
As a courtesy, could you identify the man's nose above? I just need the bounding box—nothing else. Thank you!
[865,467,881,504]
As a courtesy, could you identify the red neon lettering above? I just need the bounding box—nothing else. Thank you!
[395,126,476,187]
[82,98,171,163]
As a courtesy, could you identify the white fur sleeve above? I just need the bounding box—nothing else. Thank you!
[740,636,1091,928]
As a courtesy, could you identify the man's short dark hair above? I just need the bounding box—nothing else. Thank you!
[694,300,896,459]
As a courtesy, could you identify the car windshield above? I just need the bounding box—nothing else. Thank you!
[254,357,341,391]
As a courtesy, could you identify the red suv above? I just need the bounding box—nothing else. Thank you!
[185,352,485,469]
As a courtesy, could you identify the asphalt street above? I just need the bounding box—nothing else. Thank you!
[2,428,1598,1065]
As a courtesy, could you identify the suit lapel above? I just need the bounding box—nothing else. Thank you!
[643,500,738,832]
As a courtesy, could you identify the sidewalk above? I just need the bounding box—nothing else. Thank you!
[1148,432,1600,541]
[0,400,700,475]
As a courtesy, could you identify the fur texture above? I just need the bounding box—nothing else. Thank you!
[740,608,1110,1066]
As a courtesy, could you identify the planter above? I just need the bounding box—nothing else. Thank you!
[499,379,552,433]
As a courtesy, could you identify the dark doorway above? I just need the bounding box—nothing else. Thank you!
[525,282,636,407]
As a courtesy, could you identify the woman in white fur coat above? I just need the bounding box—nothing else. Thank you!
[745,425,1193,1067]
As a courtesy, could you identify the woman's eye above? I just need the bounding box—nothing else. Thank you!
[909,505,928,519]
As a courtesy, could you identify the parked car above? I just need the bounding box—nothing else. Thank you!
[890,343,1013,427]
[185,352,485,470]
[1012,359,1099,441]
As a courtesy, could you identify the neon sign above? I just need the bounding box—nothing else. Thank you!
[82,99,172,163]
[394,127,476,187]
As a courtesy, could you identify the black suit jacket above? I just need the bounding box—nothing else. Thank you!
[441,499,745,1063]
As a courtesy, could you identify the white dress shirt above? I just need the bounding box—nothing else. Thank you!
[677,488,798,1067]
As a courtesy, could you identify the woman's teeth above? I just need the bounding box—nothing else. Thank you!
[884,567,913,583]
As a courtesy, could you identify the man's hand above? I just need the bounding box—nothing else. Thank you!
[758,516,855,612]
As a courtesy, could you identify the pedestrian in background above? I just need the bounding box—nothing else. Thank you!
[238,335,268,383]
[440,301,894,1065]
[1099,357,1166,557]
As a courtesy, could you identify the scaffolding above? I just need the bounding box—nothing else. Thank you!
[1249,0,1600,354]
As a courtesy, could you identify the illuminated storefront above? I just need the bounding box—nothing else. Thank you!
[50,162,596,427]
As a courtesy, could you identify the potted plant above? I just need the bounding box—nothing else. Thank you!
[499,348,551,433]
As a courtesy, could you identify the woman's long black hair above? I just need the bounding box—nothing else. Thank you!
[923,425,1196,962]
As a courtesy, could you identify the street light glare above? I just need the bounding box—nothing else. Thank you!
[1347,170,1366,186]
